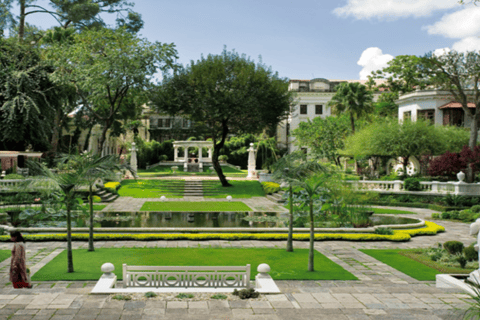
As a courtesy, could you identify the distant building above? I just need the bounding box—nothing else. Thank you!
[277,78,385,153]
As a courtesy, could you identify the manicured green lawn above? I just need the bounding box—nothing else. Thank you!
[371,208,416,215]
[141,201,252,212]
[32,248,357,281]
[0,250,10,263]
[118,180,184,198]
[0,204,106,213]
[360,249,440,281]
[203,181,265,198]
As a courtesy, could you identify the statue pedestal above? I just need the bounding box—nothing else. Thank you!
[246,143,256,180]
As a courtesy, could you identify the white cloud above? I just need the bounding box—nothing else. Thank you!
[357,47,394,80]
[433,47,451,56]
[333,0,458,20]
[452,37,480,52]
[424,6,480,39]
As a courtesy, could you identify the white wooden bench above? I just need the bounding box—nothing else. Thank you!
[123,264,251,289]
[91,262,280,294]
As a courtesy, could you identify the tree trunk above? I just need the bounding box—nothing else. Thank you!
[211,121,231,187]
[308,199,314,272]
[350,113,355,134]
[402,156,410,176]
[66,198,74,273]
[467,114,478,183]
[50,110,62,154]
[18,0,25,41]
[83,125,94,152]
[97,122,111,156]
[88,184,94,251]
[286,185,293,252]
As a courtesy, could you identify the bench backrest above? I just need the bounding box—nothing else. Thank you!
[123,264,251,289]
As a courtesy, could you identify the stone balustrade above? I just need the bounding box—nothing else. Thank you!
[0,179,30,190]
[347,180,479,195]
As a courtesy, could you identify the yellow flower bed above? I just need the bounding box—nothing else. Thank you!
[104,182,121,190]
[0,221,445,242]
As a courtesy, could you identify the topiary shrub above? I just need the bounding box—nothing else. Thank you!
[464,245,477,262]
[459,210,477,222]
[449,211,460,220]
[456,254,467,268]
[233,288,259,299]
[443,241,464,255]
[261,182,280,194]
[404,178,421,191]
[431,213,440,219]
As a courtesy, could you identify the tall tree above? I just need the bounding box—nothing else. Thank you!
[377,51,480,180]
[1,0,143,40]
[0,37,61,150]
[152,49,294,187]
[327,82,374,134]
[45,27,177,155]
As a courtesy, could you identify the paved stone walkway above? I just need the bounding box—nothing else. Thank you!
[0,201,477,319]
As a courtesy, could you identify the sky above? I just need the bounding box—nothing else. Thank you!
[10,0,480,81]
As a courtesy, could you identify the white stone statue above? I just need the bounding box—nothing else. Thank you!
[468,219,480,283]
[247,143,256,179]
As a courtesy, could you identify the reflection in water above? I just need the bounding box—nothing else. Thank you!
[75,212,421,229]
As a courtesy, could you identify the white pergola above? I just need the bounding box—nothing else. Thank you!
[173,141,214,164]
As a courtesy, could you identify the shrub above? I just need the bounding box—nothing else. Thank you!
[176,293,194,299]
[450,211,460,220]
[218,155,228,162]
[443,241,464,255]
[4,174,25,180]
[459,210,479,222]
[441,212,452,219]
[404,178,421,191]
[145,292,157,298]
[112,295,131,300]
[374,227,394,235]
[89,195,102,203]
[464,245,477,262]
[211,294,227,300]
[456,254,467,268]
[261,182,280,194]
[431,213,440,219]
[472,205,480,214]
[233,288,259,299]
[104,182,121,190]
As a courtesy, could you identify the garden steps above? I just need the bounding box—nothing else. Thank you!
[183,181,203,197]
[266,191,286,203]
[96,189,119,203]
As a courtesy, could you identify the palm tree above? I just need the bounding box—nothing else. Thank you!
[28,153,131,272]
[78,153,133,251]
[327,82,374,134]
[272,151,326,257]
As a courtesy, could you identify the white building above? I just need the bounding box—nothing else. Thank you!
[397,89,476,127]
[277,78,385,153]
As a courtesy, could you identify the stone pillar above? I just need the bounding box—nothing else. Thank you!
[198,146,203,163]
[174,147,178,162]
[130,142,138,177]
[184,147,188,162]
[247,143,256,179]
[393,180,403,191]
[208,148,212,160]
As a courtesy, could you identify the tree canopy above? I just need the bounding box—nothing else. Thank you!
[45,27,178,155]
[151,49,294,186]
[343,118,470,171]
[327,82,373,134]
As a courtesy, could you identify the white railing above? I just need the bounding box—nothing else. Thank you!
[347,180,480,195]
[0,179,30,190]
[123,264,250,289]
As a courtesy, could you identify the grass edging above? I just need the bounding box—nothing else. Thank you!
[2,221,444,242]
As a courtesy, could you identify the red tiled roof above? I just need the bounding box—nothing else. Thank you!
[439,102,476,109]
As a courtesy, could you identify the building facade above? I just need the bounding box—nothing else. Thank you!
[277,78,385,153]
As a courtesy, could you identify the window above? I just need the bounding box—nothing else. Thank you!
[418,109,435,124]
[183,118,189,128]
[157,119,163,128]
[403,111,411,121]
[315,105,323,115]
[300,105,307,115]
[164,118,171,128]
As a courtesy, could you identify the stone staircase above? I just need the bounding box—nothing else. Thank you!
[183,180,203,197]
[266,190,286,203]
[95,189,119,202]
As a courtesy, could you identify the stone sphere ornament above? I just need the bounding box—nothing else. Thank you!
[257,263,271,274]
[226,195,232,201]
[160,196,166,202]
[101,263,115,274]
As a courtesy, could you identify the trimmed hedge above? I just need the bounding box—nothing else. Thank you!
[2,221,444,242]
[261,182,281,195]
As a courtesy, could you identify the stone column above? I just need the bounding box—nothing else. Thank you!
[198,146,203,163]
[130,142,138,177]
[208,148,212,160]
[184,147,188,162]
[174,147,178,162]
[247,143,256,179]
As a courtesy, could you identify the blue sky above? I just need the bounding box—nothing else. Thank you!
[12,0,480,81]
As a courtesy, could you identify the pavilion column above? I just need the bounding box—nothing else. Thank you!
[198,146,203,162]
[184,147,188,162]
[174,147,178,162]
[208,148,212,160]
